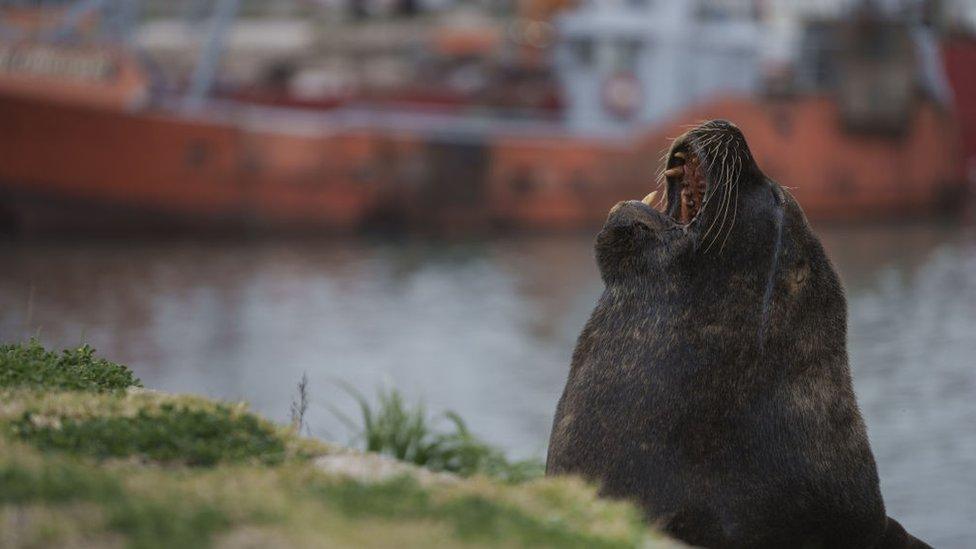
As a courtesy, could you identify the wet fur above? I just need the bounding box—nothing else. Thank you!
[546,121,931,549]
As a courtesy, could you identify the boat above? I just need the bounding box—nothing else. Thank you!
[0,1,967,235]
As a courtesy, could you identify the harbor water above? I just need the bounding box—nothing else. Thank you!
[2,223,974,548]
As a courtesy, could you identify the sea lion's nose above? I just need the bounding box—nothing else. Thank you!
[607,200,660,225]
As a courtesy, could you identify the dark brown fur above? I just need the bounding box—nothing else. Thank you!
[546,120,931,549]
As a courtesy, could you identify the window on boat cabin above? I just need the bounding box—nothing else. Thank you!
[615,38,643,71]
[570,37,595,68]
[694,0,759,22]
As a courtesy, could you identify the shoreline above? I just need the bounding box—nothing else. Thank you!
[0,341,679,548]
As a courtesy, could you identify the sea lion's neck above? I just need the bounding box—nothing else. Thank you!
[599,260,779,353]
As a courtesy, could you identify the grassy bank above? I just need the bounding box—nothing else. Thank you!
[0,342,678,548]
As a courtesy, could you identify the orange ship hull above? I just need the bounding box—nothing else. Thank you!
[0,91,965,234]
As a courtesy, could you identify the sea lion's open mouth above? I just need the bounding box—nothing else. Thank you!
[654,120,753,229]
[624,120,759,243]
[663,148,707,225]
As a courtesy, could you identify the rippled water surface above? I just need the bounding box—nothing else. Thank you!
[2,223,974,547]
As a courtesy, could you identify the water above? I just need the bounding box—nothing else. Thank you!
[1,224,974,547]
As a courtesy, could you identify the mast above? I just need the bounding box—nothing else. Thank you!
[183,0,239,110]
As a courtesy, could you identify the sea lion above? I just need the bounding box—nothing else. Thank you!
[546,120,930,549]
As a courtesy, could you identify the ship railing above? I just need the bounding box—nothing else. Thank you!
[159,97,637,143]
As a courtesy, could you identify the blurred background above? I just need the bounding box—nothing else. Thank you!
[1,0,975,546]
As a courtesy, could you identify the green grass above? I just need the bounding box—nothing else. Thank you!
[0,342,673,548]
[11,403,287,466]
[0,456,231,549]
[0,457,122,504]
[108,496,230,549]
[339,385,544,482]
[311,475,633,549]
[0,340,141,392]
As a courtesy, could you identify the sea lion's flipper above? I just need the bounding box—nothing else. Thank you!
[875,517,933,549]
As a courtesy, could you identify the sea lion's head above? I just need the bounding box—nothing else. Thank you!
[596,119,844,350]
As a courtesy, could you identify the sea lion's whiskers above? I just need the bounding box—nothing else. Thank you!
[692,129,721,146]
[654,173,666,191]
[715,141,739,252]
[699,154,727,245]
[700,189,728,252]
[718,146,743,253]
[698,136,726,217]
[696,137,728,239]
[710,134,737,251]
[703,171,731,252]
[703,136,734,253]
[658,148,672,166]
[654,170,666,188]
[680,120,710,130]
[696,133,724,151]
[654,145,674,188]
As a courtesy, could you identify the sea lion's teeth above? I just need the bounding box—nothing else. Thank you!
[642,191,659,206]
[664,167,684,178]
[673,152,686,160]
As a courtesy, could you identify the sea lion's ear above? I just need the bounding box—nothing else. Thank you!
[788,260,810,294]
